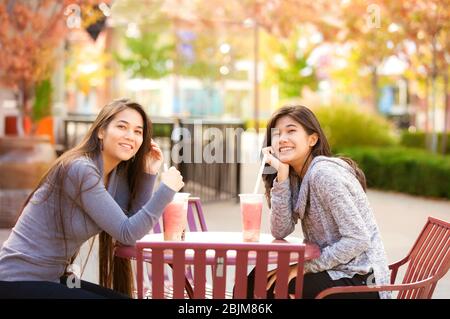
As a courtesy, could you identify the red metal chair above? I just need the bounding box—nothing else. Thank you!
[136,241,306,299]
[316,217,450,299]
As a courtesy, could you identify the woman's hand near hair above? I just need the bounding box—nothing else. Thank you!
[161,166,184,192]
[262,146,289,183]
[144,139,164,175]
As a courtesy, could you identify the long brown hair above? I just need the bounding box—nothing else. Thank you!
[21,98,152,297]
[262,105,366,207]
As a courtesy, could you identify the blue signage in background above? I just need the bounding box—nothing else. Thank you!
[378,86,394,115]
[172,95,181,114]
[183,88,223,117]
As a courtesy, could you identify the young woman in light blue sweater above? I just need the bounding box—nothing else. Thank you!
[0,98,184,298]
[253,105,391,299]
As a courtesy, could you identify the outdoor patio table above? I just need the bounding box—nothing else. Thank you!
[115,232,320,299]
[115,231,321,263]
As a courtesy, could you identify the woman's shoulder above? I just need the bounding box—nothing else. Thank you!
[308,156,352,184]
[67,155,100,177]
[309,156,347,173]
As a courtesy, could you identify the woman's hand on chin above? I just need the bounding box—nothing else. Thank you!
[262,146,289,182]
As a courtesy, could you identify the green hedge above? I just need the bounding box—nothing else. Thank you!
[152,123,173,138]
[338,146,450,199]
[314,105,397,150]
[243,119,269,131]
[400,131,450,154]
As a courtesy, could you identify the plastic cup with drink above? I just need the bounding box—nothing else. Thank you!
[239,193,264,242]
[238,152,268,242]
[163,192,190,241]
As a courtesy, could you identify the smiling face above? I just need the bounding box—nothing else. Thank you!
[98,108,144,168]
[271,115,318,169]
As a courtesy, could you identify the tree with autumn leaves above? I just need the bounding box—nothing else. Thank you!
[122,0,335,127]
[0,1,70,133]
[0,0,108,135]
[378,0,450,153]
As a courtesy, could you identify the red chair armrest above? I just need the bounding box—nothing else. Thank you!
[315,276,438,299]
[388,256,410,283]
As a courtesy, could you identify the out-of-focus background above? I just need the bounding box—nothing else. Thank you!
[0,0,449,298]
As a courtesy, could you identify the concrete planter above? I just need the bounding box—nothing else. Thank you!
[0,136,56,228]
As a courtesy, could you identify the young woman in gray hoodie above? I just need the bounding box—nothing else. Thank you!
[0,98,184,298]
[253,105,391,299]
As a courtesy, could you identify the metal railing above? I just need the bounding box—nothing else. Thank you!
[61,115,243,202]
[175,119,243,202]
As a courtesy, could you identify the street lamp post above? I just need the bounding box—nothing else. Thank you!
[253,20,260,133]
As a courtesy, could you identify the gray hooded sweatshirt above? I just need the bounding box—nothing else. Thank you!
[0,153,175,282]
[270,156,391,299]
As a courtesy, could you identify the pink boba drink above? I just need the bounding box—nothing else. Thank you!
[239,194,264,242]
[163,193,190,241]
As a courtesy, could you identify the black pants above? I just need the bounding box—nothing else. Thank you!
[0,276,129,299]
[245,268,380,299]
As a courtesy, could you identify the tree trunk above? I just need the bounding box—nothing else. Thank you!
[371,66,379,113]
[424,77,429,133]
[429,36,438,153]
[172,21,180,114]
[17,82,27,137]
[104,26,117,103]
[17,78,38,136]
[253,21,260,132]
[441,71,449,154]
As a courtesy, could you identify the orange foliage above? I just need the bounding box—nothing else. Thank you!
[0,1,75,94]
[0,0,110,131]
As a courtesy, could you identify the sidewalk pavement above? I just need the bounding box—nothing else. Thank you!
[1,162,449,298]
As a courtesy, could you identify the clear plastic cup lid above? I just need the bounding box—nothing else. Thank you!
[239,194,264,203]
[173,192,190,201]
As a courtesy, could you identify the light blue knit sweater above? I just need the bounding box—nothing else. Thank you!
[270,156,391,299]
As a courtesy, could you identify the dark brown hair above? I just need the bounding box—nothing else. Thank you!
[21,98,152,297]
[262,105,366,206]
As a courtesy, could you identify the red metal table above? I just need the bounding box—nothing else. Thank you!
[116,231,320,263]
[116,232,321,299]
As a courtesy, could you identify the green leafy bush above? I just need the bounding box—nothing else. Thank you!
[400,131,450,154]
[339,146,450,199]
[32,79,52,122]
[243,119,268,131]
[313,105,397,151]
[152,123,173,138]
